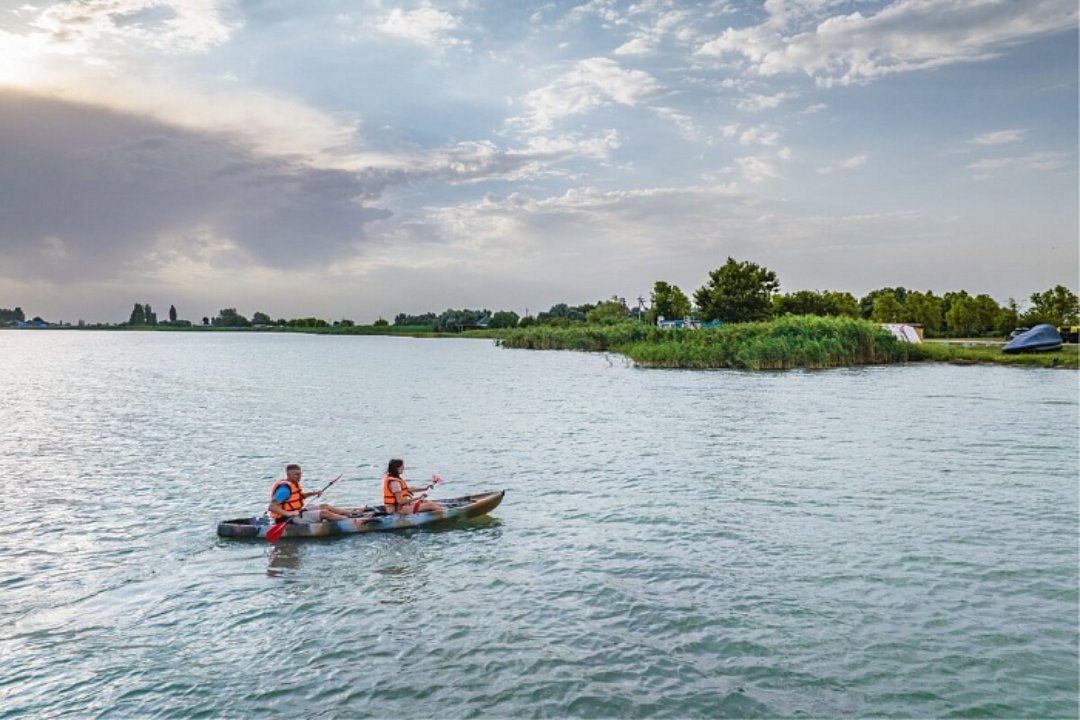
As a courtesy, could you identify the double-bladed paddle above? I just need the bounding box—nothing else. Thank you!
[266,473,343,543]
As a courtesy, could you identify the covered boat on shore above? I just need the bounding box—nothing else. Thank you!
[217,490,504,539]
[1003,324,1063,354]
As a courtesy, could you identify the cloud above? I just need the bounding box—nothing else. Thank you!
[968,129,1027,145]
[818,153,869,174]
[735,91,797,112]
[967,151,1070,174]
[376,3,468,49]
[0,87,634,288]
[737,154,783,183]
[381,183,757,284]
[0,91,389,284]
[513,57,666,131]
[698,0,1078,86]
[614,37,651,55]
[739,126,780,146]
[28,0,237,56]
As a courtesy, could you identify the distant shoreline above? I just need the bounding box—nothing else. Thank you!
[5,322,1076,369]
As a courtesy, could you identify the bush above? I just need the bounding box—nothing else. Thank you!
[499,315,907,370]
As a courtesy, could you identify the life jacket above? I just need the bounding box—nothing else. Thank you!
[269,479,304,519]
[383,474,412,509]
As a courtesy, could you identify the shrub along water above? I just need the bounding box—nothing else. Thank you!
[496,315,908,370]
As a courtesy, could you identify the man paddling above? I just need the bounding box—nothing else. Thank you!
[268,464,354,522]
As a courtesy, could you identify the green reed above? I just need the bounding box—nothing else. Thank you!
[497,315,908,369]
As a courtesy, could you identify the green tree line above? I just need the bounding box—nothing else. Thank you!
[510,258,1078,338]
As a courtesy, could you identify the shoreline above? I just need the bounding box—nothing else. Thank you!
[5,323,1077,369]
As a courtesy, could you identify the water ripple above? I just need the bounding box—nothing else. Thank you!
[0,335,1075,718]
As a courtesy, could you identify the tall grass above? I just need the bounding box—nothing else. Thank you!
[498,315,908,370]
[908,341,1079,368]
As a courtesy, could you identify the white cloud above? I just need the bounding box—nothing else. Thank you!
[513,57,666,131]
[967,151,1070,174]
[739,126,780,146]
[698,0,1078,86]
[736,90,797,111]
[737,154,783,183]
[651,106,700,139]
[30,0,237,55]
[614,37,651,55]
[969,129,1027,145]
[818,153,868,174]
[376,4,468,49]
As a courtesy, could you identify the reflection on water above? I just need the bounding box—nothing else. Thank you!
[373,565,422,605]
[266,542,302,578]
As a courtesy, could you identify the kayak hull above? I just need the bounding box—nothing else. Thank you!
[217,490,504,539]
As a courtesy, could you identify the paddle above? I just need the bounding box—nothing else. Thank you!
[404,474,445,510]
[266,474,343,543]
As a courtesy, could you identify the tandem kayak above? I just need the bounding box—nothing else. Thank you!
[217,490,505,539]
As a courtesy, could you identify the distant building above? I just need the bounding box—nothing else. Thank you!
[657,317,722,330]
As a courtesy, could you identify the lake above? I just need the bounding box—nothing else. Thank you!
[1,331,1077,718]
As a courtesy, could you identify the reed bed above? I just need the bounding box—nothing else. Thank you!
[497,315,908,370]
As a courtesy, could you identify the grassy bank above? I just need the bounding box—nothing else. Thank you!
[911,341,1079,368]
[497,316,908,370]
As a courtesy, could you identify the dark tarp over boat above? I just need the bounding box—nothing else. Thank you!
[1003,324,1063,354]
[217,490,504,539]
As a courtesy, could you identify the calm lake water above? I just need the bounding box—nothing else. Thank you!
[1,331,1077,718]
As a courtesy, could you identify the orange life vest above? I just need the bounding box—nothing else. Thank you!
[383,474,412,509]
[269,479,304,519]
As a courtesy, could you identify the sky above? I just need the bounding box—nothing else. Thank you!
[0,0,1076,323]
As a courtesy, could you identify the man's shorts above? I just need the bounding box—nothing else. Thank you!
[298,507,324,523]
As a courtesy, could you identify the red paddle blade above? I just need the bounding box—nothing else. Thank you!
[266,520,289,543]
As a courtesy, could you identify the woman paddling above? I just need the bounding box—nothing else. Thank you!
[383,459,445,514]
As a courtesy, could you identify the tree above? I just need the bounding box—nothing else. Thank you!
[435,308,490,332]
[900,291,944,334]
[251,311,272,325]
[372,317,388,326]
[212,308,250,327]
[939,293,998,337]
[648,281,692,323]
[144,303,157,326]
[859,287,907,319]
[394,312,437,326]
[0,307,26,323]
[128,302,146,325]
[870,294,903,323]
[773,290,859,318]
[586,298,630,324]
[694,258,780,323]
[168,304,178,323]
[202,317,210,326]
[1023,285,1080,326]
[286,317,329,328]
[997,298,1020,334]
[537,303,588,325]
[488,310,520,329]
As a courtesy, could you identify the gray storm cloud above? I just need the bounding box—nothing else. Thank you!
[0,90,390,283]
